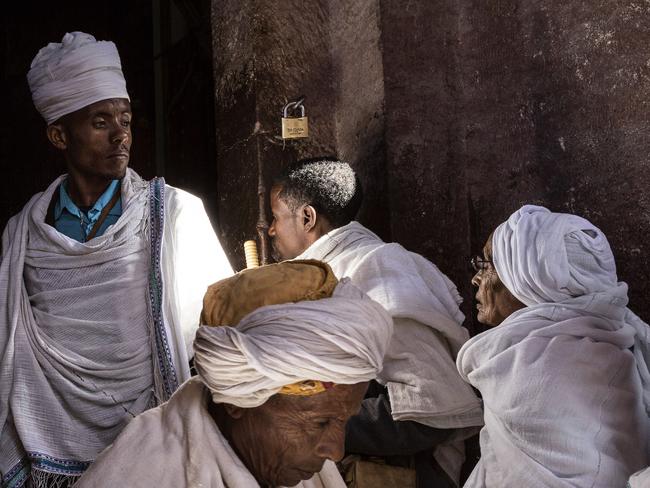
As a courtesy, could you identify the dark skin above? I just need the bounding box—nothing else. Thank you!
[268,184,334,261]
[210,382,368,487]
[46,98,132,208]
[472,235,526,326]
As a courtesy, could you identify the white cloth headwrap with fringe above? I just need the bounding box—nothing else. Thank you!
[27,31,129,124]
[194,279,393,408]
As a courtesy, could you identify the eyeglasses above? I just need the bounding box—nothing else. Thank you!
[470,256,493,272]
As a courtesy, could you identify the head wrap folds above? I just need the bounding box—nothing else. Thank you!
[27,32,130,124]
[491,204,620,306]
[194,260,393,408]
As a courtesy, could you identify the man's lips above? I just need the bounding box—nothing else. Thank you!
[108,151,129,159]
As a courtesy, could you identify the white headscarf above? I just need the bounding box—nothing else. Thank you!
[491,204,650,420]
[27,32,129,124]
[457,205,650,486]
[492,204,620,306]
[194,279,393,408]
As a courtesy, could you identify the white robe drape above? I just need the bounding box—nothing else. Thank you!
[75,377,346,488]
[295,221,483,484]
[458,205,650,487]
[0,169,232,486]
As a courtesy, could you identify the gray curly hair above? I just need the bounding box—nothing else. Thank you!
[274,157,363,228]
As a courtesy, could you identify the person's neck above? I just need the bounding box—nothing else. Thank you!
[66,172,114,208]
[208,402,268,485]
[306,220,335,248]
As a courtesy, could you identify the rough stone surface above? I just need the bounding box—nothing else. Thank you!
[379,0,476,322]
[330,0,391,241]
[458,1,650,322]
[211,0,650,329]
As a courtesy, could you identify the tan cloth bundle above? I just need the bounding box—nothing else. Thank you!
[200,259,340,397]
[201,259,338,327]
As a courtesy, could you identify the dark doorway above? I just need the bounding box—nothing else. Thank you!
[0,0,218,232]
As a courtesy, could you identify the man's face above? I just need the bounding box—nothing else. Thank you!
[268,185,309,261]
[228,382,368,487]
[55,98,132,181]
[472,236,525,326]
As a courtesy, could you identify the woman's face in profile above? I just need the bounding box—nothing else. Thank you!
[472,236,525,326]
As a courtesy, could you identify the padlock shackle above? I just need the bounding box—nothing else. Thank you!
[282,100,305,118]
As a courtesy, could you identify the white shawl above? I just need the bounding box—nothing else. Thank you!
[458,205,650,487]
[628,467,650,488]
[296,222,483,485]
[0,169,232,486]
[75,377,346,488]
[296,222,482,428]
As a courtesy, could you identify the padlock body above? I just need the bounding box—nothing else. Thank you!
[281,116,309,139]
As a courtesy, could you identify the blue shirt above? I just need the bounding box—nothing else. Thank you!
[54,179,122,242]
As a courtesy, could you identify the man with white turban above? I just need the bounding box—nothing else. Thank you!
[75,260,393,487]
[458,205,650,487]
[0,32,232,487]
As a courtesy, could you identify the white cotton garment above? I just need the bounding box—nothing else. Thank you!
[194,279,393,408]
[75,377,346,488]
[27,32,129,124]
[458,205,650,488]
[295,222,483,485]
[0,169,233,486]
[628,467,650,488]
[295,222,483,429]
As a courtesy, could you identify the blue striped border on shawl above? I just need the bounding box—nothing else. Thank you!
[2,453,91,488]
[29,452,90,476]
[148,177,179,400]
[1,458,28,488]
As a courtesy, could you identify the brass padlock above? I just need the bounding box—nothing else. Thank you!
[281,101,309,139]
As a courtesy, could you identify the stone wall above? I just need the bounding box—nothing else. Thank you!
[211,0,650,329]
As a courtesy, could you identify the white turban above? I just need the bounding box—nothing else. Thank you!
[491,204,619,306]
[27,32,130,124]
[193,279,393,408]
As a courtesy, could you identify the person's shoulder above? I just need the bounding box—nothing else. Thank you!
[163,184,205,215]
[164,183,200,201]
[363,240,424,266]
[4,191,46,233]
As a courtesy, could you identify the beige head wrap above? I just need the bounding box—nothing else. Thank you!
[194,260,393,407]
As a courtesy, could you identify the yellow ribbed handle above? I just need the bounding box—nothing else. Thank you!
[244,240,260,269]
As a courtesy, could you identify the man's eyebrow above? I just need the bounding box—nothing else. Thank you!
[88,108,132,118]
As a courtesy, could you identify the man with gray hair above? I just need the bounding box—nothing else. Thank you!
[0,32,232,487]
[269,157,484,487]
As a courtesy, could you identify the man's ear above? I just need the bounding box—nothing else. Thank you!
[46,124,68,150]
[223,404,245,420]
[302,205,318,232]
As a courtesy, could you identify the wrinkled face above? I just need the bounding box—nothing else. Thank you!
[227,382,367,487]
[56,98,132,181]
[268,185,309,261]
[472,236,525,326]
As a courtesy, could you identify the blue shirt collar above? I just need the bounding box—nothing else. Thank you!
[55,179,121,221]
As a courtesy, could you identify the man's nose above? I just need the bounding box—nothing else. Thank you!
[111,126,129,145]
[315,424,345,462]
